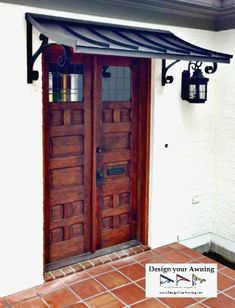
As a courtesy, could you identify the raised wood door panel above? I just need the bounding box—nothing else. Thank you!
[95,57,138,248]
[43,48,92,263]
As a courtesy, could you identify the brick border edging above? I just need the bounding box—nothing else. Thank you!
[44,245,151,282]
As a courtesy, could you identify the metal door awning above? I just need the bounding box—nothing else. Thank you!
[26,13,233,83]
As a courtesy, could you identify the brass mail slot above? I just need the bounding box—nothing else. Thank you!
[107,167,125,176]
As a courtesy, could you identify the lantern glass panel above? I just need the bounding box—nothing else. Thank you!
[199,84,206,100]
[189,84,196,99]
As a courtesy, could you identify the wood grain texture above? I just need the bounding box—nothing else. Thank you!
[43,47,92,263]
[42,47,151,267]
[96,56,138,249]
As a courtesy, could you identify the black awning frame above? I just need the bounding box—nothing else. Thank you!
[26,13,233,84]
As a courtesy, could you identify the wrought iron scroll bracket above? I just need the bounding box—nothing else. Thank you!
[162,59,181,86]
[27,21,72,83]
[188,61,218,74]
[204,62,217,74]
[187,61,218,75]
[27,21,50,83]
[188,61,202,72]
[161,60,217,87]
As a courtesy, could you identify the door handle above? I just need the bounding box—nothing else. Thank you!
[96,169,103,186]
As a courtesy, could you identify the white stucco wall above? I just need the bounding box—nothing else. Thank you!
[0,3,44,297]
[149,29,235,252]
[0,1,234,297]
[149,37,215,248]
[213,29,235,246]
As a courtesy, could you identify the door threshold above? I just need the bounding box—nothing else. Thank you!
[46,240,145,273]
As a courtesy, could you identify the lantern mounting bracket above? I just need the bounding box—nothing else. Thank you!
[204,62,218,74]
[161,59,181,86]
[188,61,218,75]
[161,59,218,87]
[26,21,71,84]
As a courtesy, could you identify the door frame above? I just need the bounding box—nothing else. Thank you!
[42,46,151,271]
[136,58,151,245]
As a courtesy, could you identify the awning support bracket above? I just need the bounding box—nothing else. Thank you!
[161,59,181,86]
[26,21,72,83]
[27,21,51,83]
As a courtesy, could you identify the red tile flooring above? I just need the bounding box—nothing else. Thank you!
[1,243,235,307]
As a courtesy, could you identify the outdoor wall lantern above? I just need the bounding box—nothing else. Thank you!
[162,59,218,104]
[181,61,209,103]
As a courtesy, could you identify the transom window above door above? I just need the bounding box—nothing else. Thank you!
[48,64,84,103]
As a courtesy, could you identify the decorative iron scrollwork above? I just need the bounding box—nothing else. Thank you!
[188,61,202,71]
[27,21,51,83]
[27,21,71,83]
[161,59,181,86]
[58,45,71,68]
[205,62,217,74]
[162,59,218,87]
[102,66,111,78]
[32,34,50,64]
[188,60,217,75]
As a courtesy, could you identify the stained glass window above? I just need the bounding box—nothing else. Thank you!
[48,64,83,102]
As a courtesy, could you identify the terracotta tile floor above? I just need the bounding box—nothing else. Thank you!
[1,243,235,307]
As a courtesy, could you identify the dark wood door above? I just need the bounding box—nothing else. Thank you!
[94,57,138,249]
[43,49,93,263]
[43,47,148,264]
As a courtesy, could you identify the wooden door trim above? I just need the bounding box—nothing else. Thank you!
[137,58,151,245]
[130,59,139,239]
[42,49,49,274]
[91,55,100,252]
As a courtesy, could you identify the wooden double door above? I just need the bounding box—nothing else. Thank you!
[43,46,150,265]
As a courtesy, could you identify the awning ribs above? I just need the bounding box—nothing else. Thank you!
[25,12,233,84]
